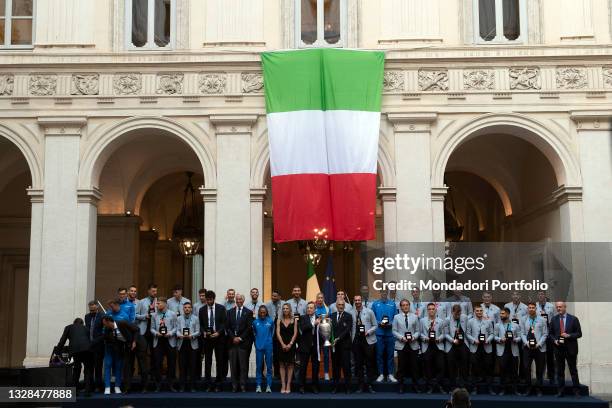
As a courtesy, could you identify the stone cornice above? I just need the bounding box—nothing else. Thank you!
[209,114,259,134]
[386,112,438,132]
[552,185,583,205]
[431,186,448,202]
[378,186,397,201]
[250,187,267,202]
[27,188,44,204]
[77,187,103,205]
[570,111,612,131]
[199,186,217,203]
[38,116,87,136]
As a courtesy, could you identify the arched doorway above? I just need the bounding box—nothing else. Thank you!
[0,136,32,367]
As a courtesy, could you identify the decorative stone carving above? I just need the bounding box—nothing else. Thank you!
[383,71,404,92]
[509,67,541,90]
[199,73,227,94]
[418,70,449,91]
[29,75,57,96]
[156,73,184,95]
[71,74,100,95]
[555,67,587,89]
[113,73,142,95]
[603,67,612,88]
[0,74,14,96]
[463,70,494,90]
[241,73,264,93]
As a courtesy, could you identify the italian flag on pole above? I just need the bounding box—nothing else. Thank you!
[305,259,321,302]
[262,48,385,243]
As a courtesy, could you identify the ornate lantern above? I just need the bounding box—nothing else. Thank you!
[173,172,203,257]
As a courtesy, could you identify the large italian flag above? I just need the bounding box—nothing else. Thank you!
[262,48,384,242]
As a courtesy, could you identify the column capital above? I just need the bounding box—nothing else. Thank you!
[250,187,267,202]
[570,111,612,131]
[378,186,396,202]
[38,117,87,136]
[77,187,102,206]
[199,186,217,202]
[431,186,448,202]
[209,114,259,134]
[386,112,437,133]
[27,188,44,203]
[553,185,583,204]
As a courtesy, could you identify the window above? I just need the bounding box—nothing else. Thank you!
[126,0,175,49]
[474,0,526,43]
[1,0,33,48]
[295,0,346,48]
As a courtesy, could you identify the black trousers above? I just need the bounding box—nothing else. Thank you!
[203,336,226,385]
[554,346,579,392]
[298,348,319,388]
[332,346,351,388]
[499,349,518,390]
[397,347,419,388]
[545,337,555,380]
[228,345,249,389]
[124,337,149,389]
[422,345,444,387]
[71,351,93,392]
[448,344,469,387]
[91,346,104,390]
[523,347,545,389]
[153,338,176,385]
[470,345,492,385]
[352,339,376,387]
[178,343,198,387]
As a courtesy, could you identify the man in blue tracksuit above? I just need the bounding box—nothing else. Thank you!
[371,289,398,382]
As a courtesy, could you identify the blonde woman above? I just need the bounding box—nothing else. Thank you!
[276,303,298,393]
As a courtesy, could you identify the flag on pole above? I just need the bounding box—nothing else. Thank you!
[262,48,384,242]
[322,255,337,305]
[305,259,321,302]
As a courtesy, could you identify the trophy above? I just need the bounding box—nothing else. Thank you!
[319,315,332,347]
[381,315,389,326]
[506,330,513,339]
[478,333,485,342]
[358,324,366,335]
[455,329,464,342]
[404,331,412,341]
[429,329,436,340]
[511,317,519,324]
[183,327,190,336]
[558,336,565,345]
[159,323,167,336]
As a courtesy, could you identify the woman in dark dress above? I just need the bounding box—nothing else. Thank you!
[276,303,298,393]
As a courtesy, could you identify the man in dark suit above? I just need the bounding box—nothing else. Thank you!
[199,290,227,392]
[84,301,104,392]
[226,294,254,392]
[298,302,320,394]
[549,301,582,398]
[57,318,93,396]
[331,299,353,393]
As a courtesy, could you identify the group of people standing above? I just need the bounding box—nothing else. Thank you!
[56,283,582,398]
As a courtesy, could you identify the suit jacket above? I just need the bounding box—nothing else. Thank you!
[330,311,353,350]
[58,323,91,354]
[298,314,318,353]
[466,317,495,353]
[198,303,227,338]
[136,296,156,335]
[444,314,469,351]
[104,321,138,353]
[151,309,178,348]
[84,312,104,350]
[520,315,548,352]
[226,306,254,350]
[392,312,420,351]
[177,313,201,350]
[351,307,377,345]
[504,302,528,322]
[495,320,521,357]
[420,316,447,352]
[481,303,501,325]
[549,313,581,355]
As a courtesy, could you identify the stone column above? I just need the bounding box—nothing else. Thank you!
[24,189,43,367]
[209,115,258,296]
[250,187,266,294]
[201,187,217,292]
[431,186,448,243]
[24,117,90,367]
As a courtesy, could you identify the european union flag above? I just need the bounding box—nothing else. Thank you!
[323,255,337,305]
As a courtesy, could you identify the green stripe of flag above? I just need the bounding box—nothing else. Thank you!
[262,48,385,114]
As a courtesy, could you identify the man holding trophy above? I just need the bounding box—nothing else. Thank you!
[298,302,322,394]
[392,299,421,393]
[176,302,200,392]
[330,300,353,394]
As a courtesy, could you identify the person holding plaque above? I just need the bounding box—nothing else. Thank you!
[298,302,321,394]
[277,303,298,393]
[445,304,469,389]
[226,294,254,392]
[494,307,521,396]
[167,285,190,317]
[481,292,500,325]
[392,299,420,393]
[549,301,582,398]
[177,302,200,392]
[253,305,274,393]
[504,291,528,324]
[198,290,227,392]
[150,297,178,392]
[420,302,445,394]
[466,305,495,395]
[330,299,353,394]
[371,289,398,382]
[351,295,377,393]
[520,302,548,396]
[536,291,556,383]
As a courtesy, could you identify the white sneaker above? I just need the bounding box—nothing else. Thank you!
[375,374,384,383]
[324,373,330,381]
[266,385,272,393]
[104,387,111,395]
[388,374,398,383]
[256,386,262,393]
[114,386,122,394]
